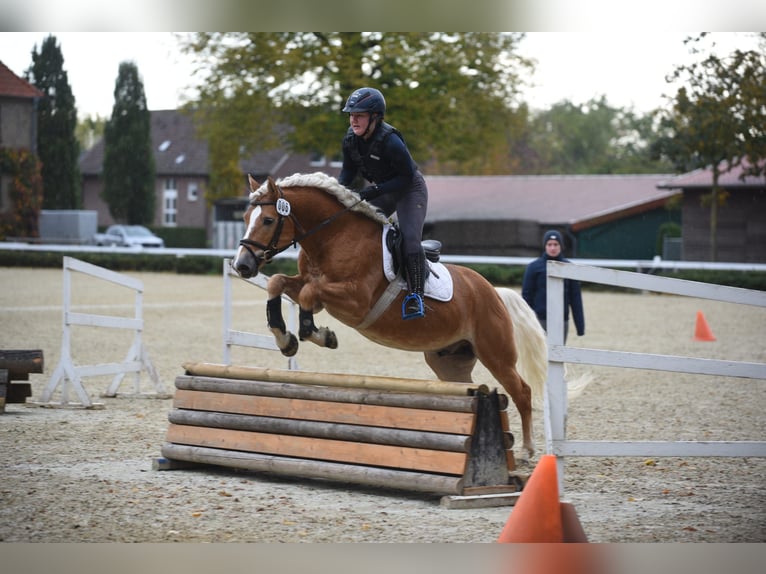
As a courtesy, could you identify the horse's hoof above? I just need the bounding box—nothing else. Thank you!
[324,330,338,349]
[281,334,299,357]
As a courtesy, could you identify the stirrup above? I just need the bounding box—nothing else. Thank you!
[402,293,424,320]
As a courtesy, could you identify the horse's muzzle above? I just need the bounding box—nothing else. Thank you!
[233,247,262,279]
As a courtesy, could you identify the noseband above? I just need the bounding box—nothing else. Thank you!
[238,183,362,264]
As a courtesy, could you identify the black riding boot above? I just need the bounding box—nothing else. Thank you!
[402,252,425,320]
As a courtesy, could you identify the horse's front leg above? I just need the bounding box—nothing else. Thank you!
[266,274,303,357]
[298,308,338,349]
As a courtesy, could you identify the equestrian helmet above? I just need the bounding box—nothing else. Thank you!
[342,87,386,116]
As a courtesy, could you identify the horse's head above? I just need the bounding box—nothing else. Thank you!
[233,175,295,278]
[233,171,389,278]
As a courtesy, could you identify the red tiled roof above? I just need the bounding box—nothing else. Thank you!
[0,60,44,99]
[425,174,678,228]
[657,160,766,189]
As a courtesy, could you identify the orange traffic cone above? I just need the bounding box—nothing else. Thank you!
[497,454,587,543]
[694,311,716,342]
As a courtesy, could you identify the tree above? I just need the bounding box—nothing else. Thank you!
[26,34,81,209]
[76,114,106,151]
[102,62,156,224]
[520,96,673,175]
[652,33,766,261]
[180,32,533,202]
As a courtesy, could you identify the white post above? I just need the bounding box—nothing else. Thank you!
[544,260,568,492]
[222,258,299,370]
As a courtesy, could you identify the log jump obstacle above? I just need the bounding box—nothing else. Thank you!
[222,259,298,370]
[40,257,169,408]
[156,362,523,507]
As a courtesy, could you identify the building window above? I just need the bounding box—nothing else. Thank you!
[163,190,177,227]
[187,182,199,202]
[165,178,177,191]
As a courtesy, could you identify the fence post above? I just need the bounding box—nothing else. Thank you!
[222,258,298,370]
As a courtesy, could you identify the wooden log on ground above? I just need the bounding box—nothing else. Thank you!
[182,362,488,396]
[6,382,32,403]
[160,442,464,495]
[165,423,468,474]
[168,409,472,452]
[0,369,7,412]
[0,350,44,378]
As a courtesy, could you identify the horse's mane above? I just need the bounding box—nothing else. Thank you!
[250,172,390,226]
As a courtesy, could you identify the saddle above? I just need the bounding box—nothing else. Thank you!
[385,226,442,278]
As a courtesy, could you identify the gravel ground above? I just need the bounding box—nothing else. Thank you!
[0,266,764,543]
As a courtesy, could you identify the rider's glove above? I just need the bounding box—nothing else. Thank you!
[359,185,381,201]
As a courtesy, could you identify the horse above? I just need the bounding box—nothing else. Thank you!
[232,171,549,461]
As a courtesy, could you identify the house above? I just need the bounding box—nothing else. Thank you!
[78,109,341,246]
[657,162,766,263]
[424,174,680,258]
[0,60,44,231]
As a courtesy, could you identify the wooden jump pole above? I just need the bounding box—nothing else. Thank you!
[182,362,489,396]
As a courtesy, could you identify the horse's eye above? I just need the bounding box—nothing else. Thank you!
[263,217,275,225]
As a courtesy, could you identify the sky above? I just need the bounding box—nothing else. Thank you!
[0,32,761,120]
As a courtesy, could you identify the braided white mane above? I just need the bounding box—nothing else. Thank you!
[249,172,390,226]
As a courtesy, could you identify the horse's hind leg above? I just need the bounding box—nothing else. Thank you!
[426,342,533,462]
[424,342,478,383]
[476,347,535,463]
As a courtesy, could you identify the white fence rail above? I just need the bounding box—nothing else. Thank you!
[544,261,766,490]
[40,257,167,407]
[222,259,299,370]
[3,241,766,273]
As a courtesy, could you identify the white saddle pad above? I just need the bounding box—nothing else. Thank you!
[380,224,453,302]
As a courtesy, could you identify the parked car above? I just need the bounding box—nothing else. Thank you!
[93,225,165,248]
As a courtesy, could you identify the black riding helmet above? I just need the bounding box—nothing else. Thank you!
[342,87,386,119]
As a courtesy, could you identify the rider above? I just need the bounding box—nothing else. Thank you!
[337,87,429,320]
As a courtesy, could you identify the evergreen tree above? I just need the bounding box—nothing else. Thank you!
[26,34,81,209]
[102,61,156,224]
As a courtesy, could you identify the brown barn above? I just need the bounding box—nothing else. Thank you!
[424,174,679,258]
[658,162,766,262]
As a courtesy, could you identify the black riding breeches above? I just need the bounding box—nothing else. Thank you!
[369,171,428,256]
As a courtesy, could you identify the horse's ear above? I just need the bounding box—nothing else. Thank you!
[267,176,279,195]
[247,173,260,191]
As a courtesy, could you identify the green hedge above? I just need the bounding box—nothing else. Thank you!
[152,227,208,248]
[0,250,299,276]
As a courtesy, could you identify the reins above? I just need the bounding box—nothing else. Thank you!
[238,183,364,262]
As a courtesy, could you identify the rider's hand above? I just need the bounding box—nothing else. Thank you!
[359,185,381,201]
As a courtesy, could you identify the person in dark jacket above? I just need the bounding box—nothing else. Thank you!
[337,86,429,320]
[522,229,585,342]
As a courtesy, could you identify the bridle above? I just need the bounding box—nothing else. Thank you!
[238,183,363,264]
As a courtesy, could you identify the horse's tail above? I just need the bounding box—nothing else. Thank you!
[495,287,548,409]
[495,287,593,408]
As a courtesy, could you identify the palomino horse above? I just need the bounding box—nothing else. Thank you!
[233,172,548,461]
